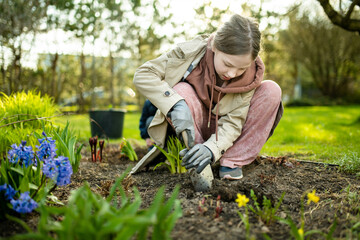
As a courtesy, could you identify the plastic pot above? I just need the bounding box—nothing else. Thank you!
[89,109,126,139]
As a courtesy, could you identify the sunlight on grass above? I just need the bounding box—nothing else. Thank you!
[297,123,335,142]
[261,105,360,163]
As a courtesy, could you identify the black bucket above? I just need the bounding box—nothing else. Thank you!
[89,109,126,139]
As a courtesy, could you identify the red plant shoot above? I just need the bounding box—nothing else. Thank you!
[89,137,95,162]
[198,197,206,214]
[93,136,98,161]
[215,195,223,218]
[99,140,105,162]
[89,137,104,162]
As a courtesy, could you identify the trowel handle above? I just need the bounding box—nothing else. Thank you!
[181,131,190,150]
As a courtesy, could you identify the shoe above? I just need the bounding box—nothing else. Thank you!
[219,166,243,180]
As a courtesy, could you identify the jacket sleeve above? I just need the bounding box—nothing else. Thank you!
[203,93,253,162]
[133,50,185,116]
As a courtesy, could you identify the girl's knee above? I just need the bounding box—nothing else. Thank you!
[260,80,282,102]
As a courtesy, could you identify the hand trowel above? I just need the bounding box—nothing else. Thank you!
[181,131,214,192]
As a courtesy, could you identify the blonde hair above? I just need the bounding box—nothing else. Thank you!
[213,14,261,60]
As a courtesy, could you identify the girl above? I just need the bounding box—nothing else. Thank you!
[131,14,283,180]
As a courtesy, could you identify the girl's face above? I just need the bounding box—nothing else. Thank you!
[212,46,253,81]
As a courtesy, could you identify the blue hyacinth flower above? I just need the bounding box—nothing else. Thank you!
[7,141,35,167]
[42,159,57,179]
[36,132,57,162]
[10,192,38,214]
[54,156,73,186]
[0,184,17,200]
[42,156,73,186]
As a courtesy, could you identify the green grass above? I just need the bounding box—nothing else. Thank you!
[54,105,360,165]
[261,105,360,163]
[54,112,145,146]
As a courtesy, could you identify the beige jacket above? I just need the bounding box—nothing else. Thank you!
[132,35,255,172]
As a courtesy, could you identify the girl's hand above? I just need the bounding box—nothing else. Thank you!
[167,100,195,148]
[180,144,213,174]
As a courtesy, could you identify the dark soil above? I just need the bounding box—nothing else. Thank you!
[1,144,360,239]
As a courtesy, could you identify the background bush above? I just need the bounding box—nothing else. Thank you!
[0,91,60,157]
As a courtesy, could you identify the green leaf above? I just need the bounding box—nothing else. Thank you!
[46,194,64,206]
[145,186,164,218]
[120,138,138,161]
[154,136,186,174]
[106,167,130,202]
[6,214,33,233]
[19,175,30,193]
[29,183,39,190]
[0,159,9,183]
[153,162,170,172]
[68,137,76,160]
[53,130,70,157]
[10,167,24,176]
[305,229,324,237]
[153,185,182,239]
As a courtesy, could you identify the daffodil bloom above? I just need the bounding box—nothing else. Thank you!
[307,190,320,204]
[235,193,249,208]
[298,228,304,237]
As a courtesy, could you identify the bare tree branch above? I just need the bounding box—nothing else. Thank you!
[317,0,360,34]
[345,0,359,20]
[0,113,73,128]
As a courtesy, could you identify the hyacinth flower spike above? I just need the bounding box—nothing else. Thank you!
[36,132,57,161]
[0,184,17,200]
[7,141,35,167]
[10,192,38,214]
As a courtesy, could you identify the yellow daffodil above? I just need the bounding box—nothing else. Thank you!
[235,193,249,208]
[298,228,304,237]
[307,190,320,204]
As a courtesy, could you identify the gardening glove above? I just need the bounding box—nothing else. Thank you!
[167,99,195,148]
[180,144,213,174]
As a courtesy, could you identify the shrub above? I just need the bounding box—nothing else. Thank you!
[0,91,59,157]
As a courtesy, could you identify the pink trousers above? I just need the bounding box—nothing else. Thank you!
[173,80,282,168]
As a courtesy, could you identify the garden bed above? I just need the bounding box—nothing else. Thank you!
[1,144,360,239]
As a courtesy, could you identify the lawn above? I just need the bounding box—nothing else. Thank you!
[54,111,145,146]
[55,105,360,164]
[261,105,360,163]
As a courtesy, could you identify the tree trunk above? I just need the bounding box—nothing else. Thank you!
[11,46,22,92]
[90,54,97,108]
[118,71,123,107]
[109,51,115,106]
[50,52,59,98]
[55,70,63,104]
[8,61,13,94]
[77,53,86,113]
[0,59,7,94]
